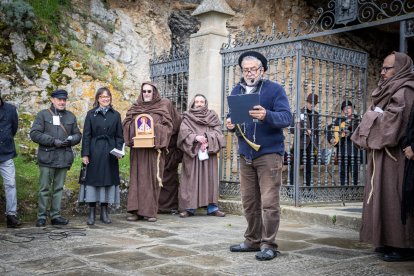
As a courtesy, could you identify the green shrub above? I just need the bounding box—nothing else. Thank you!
[27,0,70,25]
[0,0,35,30]
[112,77,125,92]
[69,39,111,81]
[26,0,71,38]
[0,62,13,75]
[0,37,11,55]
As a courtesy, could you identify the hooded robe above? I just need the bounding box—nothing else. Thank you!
[351,52,414,248]
[123,82,175,218]
[177,95,226,210]
[158,108,183,213]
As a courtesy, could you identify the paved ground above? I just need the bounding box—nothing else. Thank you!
[1,210,413,275]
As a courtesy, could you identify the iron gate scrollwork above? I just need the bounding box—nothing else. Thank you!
[219,40,368,205]
[221,0,414,49]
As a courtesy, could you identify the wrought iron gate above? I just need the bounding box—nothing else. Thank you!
[219,40,368,205]
[149,49,189,113]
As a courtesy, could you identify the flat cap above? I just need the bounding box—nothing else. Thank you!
[238,51,268,72]
[341,100,353,110]
[51,89,68,99]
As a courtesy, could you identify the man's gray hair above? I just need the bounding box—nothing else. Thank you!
[241,56,263,68]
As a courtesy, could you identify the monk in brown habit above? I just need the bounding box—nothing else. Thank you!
[158,109,183,214]
[351,52,414,262]
[123,82,176,222]
[177,94,226,217]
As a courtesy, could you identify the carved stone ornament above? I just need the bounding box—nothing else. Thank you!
[335,0,358,25]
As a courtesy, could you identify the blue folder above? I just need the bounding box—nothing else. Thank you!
[227,93,260,124]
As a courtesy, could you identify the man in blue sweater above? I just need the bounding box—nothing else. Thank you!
[227,51,292,261]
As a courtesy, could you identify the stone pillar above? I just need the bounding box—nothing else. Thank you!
[188,0,235,116]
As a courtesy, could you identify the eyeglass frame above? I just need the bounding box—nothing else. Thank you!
[98,95,111,99]
[381,66,394,73]
[241,66,263,74]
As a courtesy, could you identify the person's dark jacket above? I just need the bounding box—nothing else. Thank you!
[81,107,124,187]
[400,106,414,224]
[30,106,81,168]
[229,79,292,160]
[0,101,18,162]
[327,115,360,156]
[290,107,320,151]
[400,106,414,153]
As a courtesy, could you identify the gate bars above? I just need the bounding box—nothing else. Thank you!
[149,48,189,113]
[220,40,368,205]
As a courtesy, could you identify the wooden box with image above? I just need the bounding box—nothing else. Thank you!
[133,114,155,148]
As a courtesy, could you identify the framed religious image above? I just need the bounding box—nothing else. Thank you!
[137,116,152,132]
[133,114,155,148]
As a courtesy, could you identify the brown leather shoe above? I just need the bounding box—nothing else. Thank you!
[207,210,226,217]
[179,211,194,218]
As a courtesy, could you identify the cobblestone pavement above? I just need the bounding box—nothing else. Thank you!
[1,213,413,275]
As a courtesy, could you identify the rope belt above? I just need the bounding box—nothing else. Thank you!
[385,147,397,162]
[367,150,376,205]
[156,149,163,187]
[367,147,397,204]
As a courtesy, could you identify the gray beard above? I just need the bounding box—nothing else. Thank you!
[246,77,261,87]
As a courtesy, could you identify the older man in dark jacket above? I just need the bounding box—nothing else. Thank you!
[30,90,81,227]
[0,93,21,228]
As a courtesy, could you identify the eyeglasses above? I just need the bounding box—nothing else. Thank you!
[242,67,262,74]
[381,66,394,73]
[142,90,153,94]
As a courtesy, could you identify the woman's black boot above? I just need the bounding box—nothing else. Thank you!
[87,206,96,225]
[100,205,112,224]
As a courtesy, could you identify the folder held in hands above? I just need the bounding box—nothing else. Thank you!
[227,93,260,124]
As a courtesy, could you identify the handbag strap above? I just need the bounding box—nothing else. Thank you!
[48,108,68,136]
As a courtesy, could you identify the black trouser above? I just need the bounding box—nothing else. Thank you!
[289,147,313,186]
[339,155,359,186]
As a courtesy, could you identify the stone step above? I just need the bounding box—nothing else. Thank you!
[219,199,362,231]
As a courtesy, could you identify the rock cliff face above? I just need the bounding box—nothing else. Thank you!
[0,0,397,126]
[1,0,201,120]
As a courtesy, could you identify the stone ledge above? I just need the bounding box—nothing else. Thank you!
[219,199,243,216]
[219,199,362,231]
[281,206,362,231]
